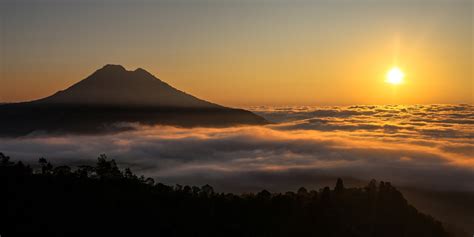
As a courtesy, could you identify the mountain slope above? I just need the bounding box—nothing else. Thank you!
[35,64,221,108]
[0,65,267,136]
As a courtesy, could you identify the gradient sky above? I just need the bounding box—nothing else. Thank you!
[1,0,472,106]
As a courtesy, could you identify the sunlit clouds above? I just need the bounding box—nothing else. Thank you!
[0,104,472,192]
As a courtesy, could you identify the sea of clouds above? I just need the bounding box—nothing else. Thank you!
[1,104,473,192]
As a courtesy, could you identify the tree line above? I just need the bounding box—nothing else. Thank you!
[0,152,448,237]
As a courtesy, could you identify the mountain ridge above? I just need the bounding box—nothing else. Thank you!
[33,64,223,108]
[0,64,268,136]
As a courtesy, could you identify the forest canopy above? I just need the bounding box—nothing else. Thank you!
[0,152,448,237]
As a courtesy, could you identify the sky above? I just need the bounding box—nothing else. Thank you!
[1,0,472,106]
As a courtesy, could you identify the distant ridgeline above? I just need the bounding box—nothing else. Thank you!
[0,153,448,237]
[0,65,267,137]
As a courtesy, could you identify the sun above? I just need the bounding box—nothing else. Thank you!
[386,67,405,85]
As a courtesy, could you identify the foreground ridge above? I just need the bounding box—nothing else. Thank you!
[0,153,447,237]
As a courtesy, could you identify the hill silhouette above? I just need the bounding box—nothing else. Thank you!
[0,153,449,237]
[35,64,222,108]
[0,65,267,136]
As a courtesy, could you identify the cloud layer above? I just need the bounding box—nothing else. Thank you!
[1,104,473,192]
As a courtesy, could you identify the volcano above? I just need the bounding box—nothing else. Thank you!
[0,65,267,136]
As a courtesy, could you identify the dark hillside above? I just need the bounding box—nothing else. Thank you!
[0,65,267,137]
[0,153,448,237]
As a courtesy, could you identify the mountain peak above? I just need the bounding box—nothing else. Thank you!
[96,65,155,80]
[134,67,147,72]
[100,64,126,72]
[36,64,222,108]
[133,67,155,79]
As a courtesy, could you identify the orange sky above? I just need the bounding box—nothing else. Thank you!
[1,0,472,106]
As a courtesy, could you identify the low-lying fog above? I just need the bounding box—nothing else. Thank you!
[1,104,472,192]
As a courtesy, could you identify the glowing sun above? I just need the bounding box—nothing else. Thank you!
[386,67,405,85]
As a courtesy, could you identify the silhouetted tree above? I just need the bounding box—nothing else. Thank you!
[0,152,13,167]
[123,167,136,179]
[257,189,272,200]
[192,186,201,195]
[366,179,377,193]
[200,184,214,197]
[183,185,192,194]
[95,154,121,179]
[335,178,344,193]
[297,187,308,196]
[145,177,155,186]
[53,165,72,176]
[75,165,95,178]
[321,186,331,203]
[38,157,53,174]
[175,184,183,192]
